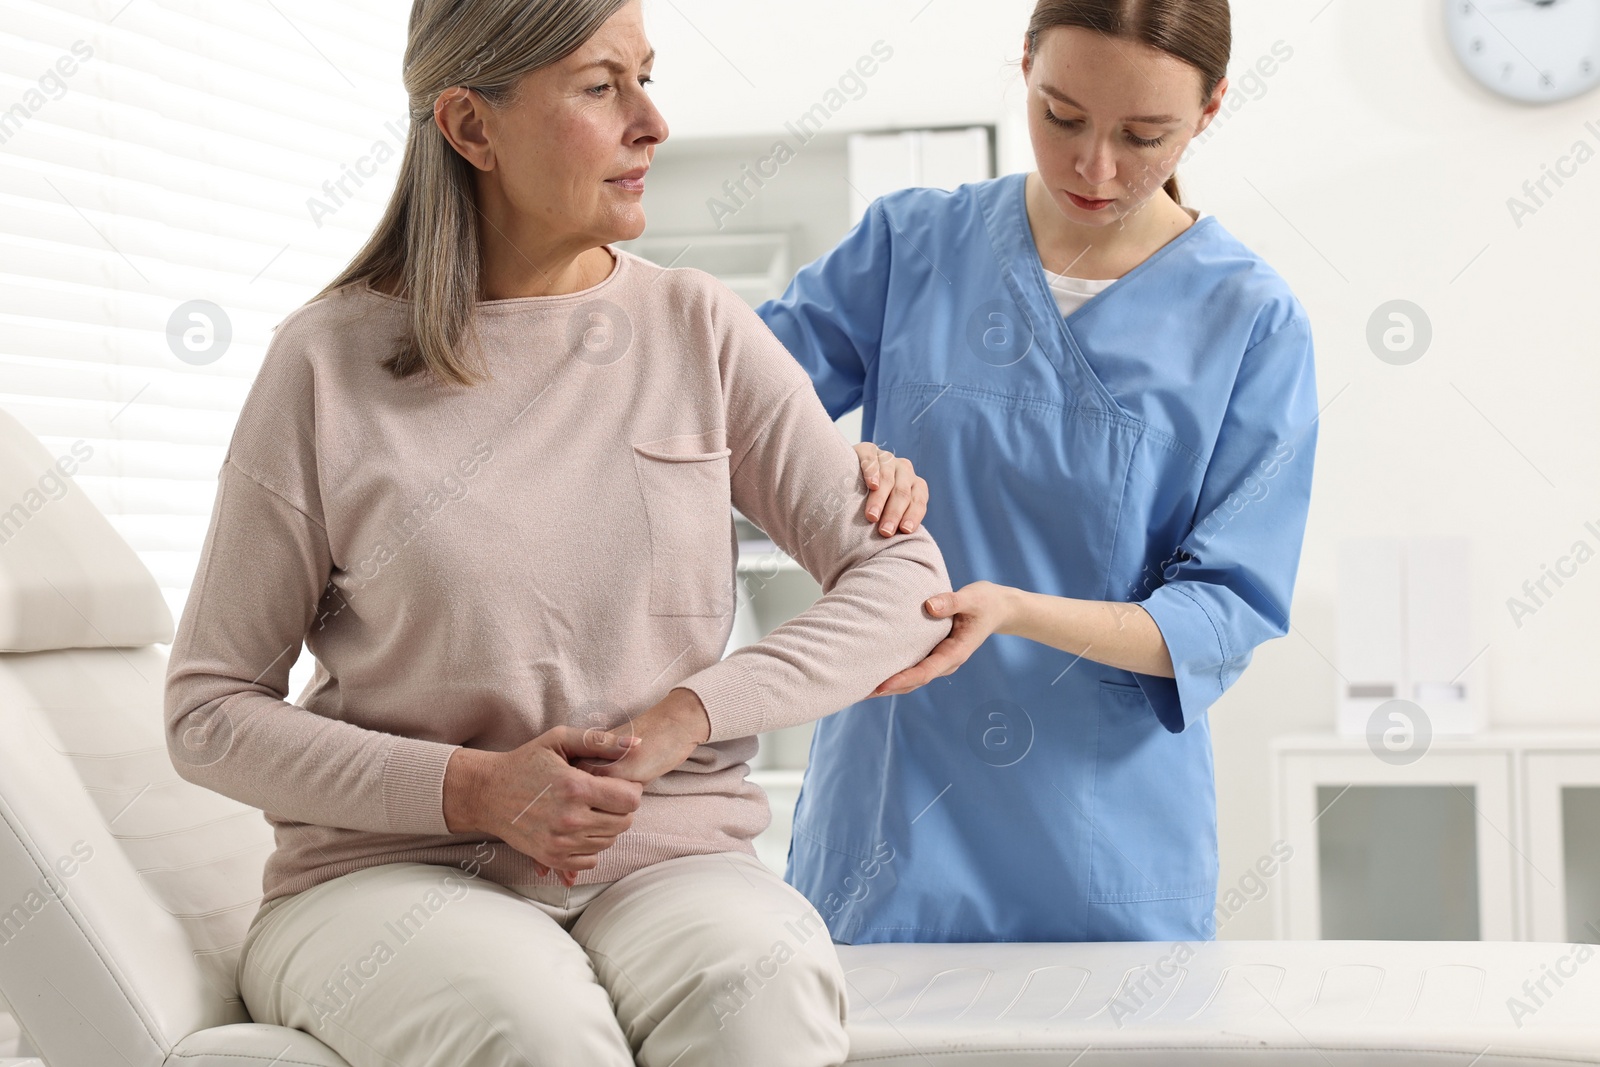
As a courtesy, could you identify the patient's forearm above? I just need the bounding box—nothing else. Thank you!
[1001,590,1176,678]
[578,687,711,785]
[655,687,712,745]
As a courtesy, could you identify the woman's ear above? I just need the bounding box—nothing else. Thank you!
[1195,75,1228,137]
[435,87,496,172]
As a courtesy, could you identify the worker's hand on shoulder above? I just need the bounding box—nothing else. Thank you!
[855,441,929,537]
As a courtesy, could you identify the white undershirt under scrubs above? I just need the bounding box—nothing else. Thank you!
[1044,206,1212,317]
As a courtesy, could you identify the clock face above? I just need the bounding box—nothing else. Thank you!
[1446,0,1600,104]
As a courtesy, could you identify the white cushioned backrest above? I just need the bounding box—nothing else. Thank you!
[0,650,276,1065]
[0,407,173,652]
[0,408,271,1066]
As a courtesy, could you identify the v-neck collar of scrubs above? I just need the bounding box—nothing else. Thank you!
[981,172,1218,410]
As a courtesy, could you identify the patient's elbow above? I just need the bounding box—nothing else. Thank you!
[165,698,236,782]
[899,522,951,585]
[915,530,955,607]
[909,534,956,644]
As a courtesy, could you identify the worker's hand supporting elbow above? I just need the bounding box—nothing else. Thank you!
[870,580,1015,696]
[444,727,645,887]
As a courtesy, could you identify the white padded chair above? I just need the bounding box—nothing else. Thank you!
[3,405,1600,1067]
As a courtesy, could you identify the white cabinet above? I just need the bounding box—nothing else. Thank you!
[1521,747,1600,943]
[616,232,791,307]
[1273,732,1600,942]
[1334,537,1481,736]
[846,127,994,225]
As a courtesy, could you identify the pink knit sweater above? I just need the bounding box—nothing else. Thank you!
[163,248,953,905]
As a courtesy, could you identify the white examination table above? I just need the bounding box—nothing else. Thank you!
[838,939,1600,1064]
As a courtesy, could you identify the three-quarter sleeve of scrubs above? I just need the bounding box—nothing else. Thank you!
[1134,311,1319,733]
[755,199,893,420]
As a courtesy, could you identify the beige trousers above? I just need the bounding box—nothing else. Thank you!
[237,852,849,1067]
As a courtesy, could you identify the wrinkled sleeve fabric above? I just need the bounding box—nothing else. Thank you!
[755,199,893,420]
[162,338,456,836]
[677,284,954,743]
[1134,309,1319,733]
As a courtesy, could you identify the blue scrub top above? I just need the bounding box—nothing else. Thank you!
[755,172,1319,944]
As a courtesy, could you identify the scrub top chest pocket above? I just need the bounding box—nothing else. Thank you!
[631,430,736,618]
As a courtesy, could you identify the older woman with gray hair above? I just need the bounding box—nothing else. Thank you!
[162,0,952,1064]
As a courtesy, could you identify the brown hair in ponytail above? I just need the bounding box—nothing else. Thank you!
[1025,0,1231,207]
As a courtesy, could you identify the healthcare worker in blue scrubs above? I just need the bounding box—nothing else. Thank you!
[757,0,1319,944]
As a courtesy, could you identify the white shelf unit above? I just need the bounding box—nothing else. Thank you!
[615,232,792,307]
[1272,731,1600,942]
[846,126,995,225]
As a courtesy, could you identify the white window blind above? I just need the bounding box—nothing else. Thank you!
[1,0,410,626]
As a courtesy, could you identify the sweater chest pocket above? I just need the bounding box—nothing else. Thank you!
[632,432,736,618]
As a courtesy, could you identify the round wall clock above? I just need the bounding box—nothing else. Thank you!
[1446,0,1600,104]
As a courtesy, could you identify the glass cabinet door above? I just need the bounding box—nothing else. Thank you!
[1275,746,1518,940]
[1523,751,1600,943]
[1315,784,1481,940]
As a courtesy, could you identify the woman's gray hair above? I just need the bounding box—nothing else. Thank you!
[314,0,631,386]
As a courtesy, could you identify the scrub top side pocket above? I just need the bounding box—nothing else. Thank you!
[1086,678,1218,905]
[632,431,735,618]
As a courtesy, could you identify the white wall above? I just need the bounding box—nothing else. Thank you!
[642,1,1033,140]
[1180,0,1600,938]
[644,0,1600,939]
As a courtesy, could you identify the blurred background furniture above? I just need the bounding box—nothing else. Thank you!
[1274,731,1600,943]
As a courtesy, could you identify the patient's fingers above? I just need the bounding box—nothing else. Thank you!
[533,861,585,887]
[574,756,647,784]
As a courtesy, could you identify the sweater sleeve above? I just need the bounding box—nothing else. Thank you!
[162,341,456,835]
[674,285,955,742]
